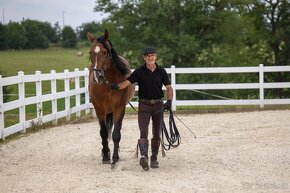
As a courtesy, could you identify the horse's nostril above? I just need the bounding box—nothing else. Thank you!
[93,69,105,84]
[96,69,104,79]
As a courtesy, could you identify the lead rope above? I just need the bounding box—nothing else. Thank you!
[161,109,181,156]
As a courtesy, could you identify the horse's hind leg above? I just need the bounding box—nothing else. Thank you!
[99,120,111,164]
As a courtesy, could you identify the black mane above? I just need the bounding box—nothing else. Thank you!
[97,36,129,75]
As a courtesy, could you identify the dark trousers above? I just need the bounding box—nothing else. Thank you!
[138,101,163,140]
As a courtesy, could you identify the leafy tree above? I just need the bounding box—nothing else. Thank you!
[94,0,290,100]
[21,19,49,49]
[0,23,7,50]
[245,0,290,66]
[77,21,102,40]
[5,22,27,49]
[51,22,62,43]
[94,0,255,67]
[61,26,77,48]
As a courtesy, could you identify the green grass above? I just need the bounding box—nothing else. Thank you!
[0,45,92,128]
[0,46,91,76]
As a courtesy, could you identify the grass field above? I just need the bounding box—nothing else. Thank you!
[0,46,92,127]
[0,46,91,76]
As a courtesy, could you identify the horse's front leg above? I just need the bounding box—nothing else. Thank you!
[112,106,126,165]
[99,119,111,164]
[112,120,122,165]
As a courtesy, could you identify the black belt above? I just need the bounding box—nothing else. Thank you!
[139,98,163,104]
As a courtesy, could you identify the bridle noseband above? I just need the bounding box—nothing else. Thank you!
[91,39,113,86]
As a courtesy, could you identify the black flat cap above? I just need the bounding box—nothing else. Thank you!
[143,47,157,55]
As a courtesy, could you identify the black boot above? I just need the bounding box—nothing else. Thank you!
[138,138,149,171]
[150,138,160,168]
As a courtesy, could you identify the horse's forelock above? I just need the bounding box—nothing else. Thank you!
[95,36,129,75]
[96,36,105,43]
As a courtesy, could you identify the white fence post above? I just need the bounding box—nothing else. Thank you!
[171,65,176,111]
[0,75,4,139]
[35,71,43,125]
[74,68,81,118]
[64,69,70,121]
[259,64,264,108]
[18,71,26,133]
[84,68,90,115]
[51,70,57,125]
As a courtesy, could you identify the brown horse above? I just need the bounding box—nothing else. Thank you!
[87,29,135,166]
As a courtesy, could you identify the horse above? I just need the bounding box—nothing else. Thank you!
[87,29,135,167]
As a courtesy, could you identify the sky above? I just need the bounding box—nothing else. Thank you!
[0,0,108,29]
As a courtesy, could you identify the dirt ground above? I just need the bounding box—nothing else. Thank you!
[0,110,289,193]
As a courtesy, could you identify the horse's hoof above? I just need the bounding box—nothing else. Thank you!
[102,159,111,164]
[102,151,111,164]
[111,160,119,170]
[111,163,117,170]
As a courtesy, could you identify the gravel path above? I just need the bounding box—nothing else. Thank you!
[0,110,289,193]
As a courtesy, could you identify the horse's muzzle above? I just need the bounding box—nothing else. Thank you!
[93,69,105,84]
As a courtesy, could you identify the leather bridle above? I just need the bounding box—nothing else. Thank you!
[90,40,113,86]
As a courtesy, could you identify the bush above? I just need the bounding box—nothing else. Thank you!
[6,22,27,49]
[61,26,77,48]
[0,23,7,50]
[22,20,49,49]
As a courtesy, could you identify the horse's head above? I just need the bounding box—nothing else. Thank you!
[88,29,130,85]
[87,29,113,83]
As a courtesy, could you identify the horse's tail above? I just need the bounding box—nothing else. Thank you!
[106,112,113,139]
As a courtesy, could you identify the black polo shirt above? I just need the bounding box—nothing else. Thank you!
[127,63,171,100]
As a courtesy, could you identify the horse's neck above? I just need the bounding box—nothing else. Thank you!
[108,64,128,82]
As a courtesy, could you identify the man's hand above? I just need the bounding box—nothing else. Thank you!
[110,83,120,90]
[163,99,172,112]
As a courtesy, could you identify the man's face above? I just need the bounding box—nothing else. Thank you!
[143,53,157,65]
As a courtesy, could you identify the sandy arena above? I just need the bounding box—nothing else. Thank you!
[0,110,289,193]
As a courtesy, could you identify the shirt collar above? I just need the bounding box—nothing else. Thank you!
[141,63,161,70]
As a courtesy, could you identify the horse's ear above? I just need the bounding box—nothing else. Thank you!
[87,32,95,43]
[104,29,109,41]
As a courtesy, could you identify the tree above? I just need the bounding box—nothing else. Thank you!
[0,23,7,50]
[93,0,289,99]
[51,22,61,43]
[5,22,27,49]
[245,0,290,66]
[21,19,49,49]
[61,26,77,48]
[94,0,255,67]
[77,21,102,40]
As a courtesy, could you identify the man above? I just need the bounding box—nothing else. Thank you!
[111,47,173,171]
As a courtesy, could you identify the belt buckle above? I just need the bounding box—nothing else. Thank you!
[149,99,156,104]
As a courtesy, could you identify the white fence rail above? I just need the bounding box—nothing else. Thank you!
[169,64,290,109]
[0,68,90,140]
[1,64,290,139]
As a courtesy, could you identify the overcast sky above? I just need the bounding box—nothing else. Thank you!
[0,0,108,29]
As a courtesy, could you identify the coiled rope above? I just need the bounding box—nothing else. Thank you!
[161,109,181,151]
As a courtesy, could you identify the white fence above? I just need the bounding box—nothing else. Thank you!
[169,64,290,109]
[0,68,90,140]
[1,64,290,139]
